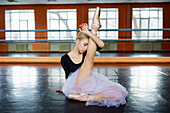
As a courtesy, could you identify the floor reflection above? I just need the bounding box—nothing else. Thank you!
[9,66,37,88]
[130,66,159,90]
[128,66,169,112]
[132,54,160,57]
[0,64,169,113]
[48,67,65,88]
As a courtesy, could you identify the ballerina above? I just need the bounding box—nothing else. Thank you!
[57,7,104,93]
[61,7,128,107]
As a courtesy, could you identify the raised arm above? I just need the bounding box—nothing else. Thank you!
[79,23,104,48]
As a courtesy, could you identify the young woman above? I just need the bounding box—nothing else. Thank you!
[61,7,128,107]
[60,27,103,80]
[56,8,104,92]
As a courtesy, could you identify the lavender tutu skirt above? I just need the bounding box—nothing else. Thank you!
[62,68,128,108]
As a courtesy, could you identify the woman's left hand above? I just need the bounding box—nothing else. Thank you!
[56,89,63,93]
[79,23,90,35]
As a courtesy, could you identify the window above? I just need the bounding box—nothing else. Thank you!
[89,8,119,39]
[5,10,35,40]
[132,8,163,39]
[47,9,77,40]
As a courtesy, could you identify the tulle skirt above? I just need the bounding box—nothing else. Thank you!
[62,68,128,108]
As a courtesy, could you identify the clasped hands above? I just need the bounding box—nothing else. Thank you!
[79,23,90,35]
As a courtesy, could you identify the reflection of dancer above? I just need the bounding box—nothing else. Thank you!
[62,7,128,107]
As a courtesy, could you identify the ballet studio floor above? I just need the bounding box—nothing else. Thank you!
[0,63,169,113]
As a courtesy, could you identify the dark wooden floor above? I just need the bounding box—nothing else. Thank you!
[0,64,170,113]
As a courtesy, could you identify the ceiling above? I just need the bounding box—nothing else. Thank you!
[0,0,170,5]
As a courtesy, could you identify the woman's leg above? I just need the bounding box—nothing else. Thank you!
[76,38,96,85]
[68,93,104,101]
[76,7,100,85]
[68,91,121,102]
[68,93,118,102]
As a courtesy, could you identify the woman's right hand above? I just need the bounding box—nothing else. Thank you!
[79,23,90,35]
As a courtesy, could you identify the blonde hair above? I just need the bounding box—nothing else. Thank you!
[76,32,89,40]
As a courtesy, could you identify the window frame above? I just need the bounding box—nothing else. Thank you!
[88,8,119,40]
[132,8,163,40]
[5,10,35,41]
[47,9,77,40]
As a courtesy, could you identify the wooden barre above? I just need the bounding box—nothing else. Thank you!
[0,57,170,64]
